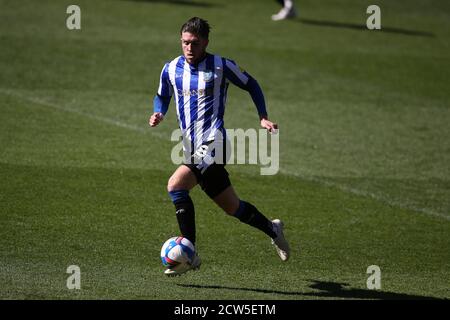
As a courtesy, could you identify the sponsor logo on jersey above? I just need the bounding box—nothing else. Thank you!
[177,88,213,97]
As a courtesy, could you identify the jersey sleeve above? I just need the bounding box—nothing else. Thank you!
[157,63,173,98]
[223,59,250,89]
[223,59,268,118]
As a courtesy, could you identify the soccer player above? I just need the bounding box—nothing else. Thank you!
[272,0,298,21]
[149,17,290,276]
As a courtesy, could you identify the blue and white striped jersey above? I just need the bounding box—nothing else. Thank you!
[157,53,259,150]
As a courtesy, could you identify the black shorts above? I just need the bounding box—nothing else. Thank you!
[184,162,231,199]
[183,139,231,198]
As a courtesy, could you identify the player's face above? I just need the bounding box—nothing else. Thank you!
[181,32,208,64]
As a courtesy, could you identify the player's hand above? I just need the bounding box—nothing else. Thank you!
[260,117,278,134]
[149,112,164,127]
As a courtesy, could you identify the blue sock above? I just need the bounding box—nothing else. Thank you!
[233,200,246,220]
[168,190,190,204]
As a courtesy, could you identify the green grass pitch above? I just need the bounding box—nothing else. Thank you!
[0,0,449,299]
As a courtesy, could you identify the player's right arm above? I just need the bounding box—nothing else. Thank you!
[149,63,173,127]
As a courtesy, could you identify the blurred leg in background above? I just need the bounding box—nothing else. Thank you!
[272,0,298,21]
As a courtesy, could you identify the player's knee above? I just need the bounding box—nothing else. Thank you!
[167,175,181,192]
[167,166,197,192]
[167,179,175,193]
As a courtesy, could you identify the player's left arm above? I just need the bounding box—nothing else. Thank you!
[224,59,278,133]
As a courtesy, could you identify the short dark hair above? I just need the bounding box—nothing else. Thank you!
[180,17,210,39]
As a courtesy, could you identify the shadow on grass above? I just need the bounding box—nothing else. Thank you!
[177,280,444,300]
[292,18,435,37]
[122,0,220,8]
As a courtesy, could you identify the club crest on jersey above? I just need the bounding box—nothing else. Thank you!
[203,70,214,82]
